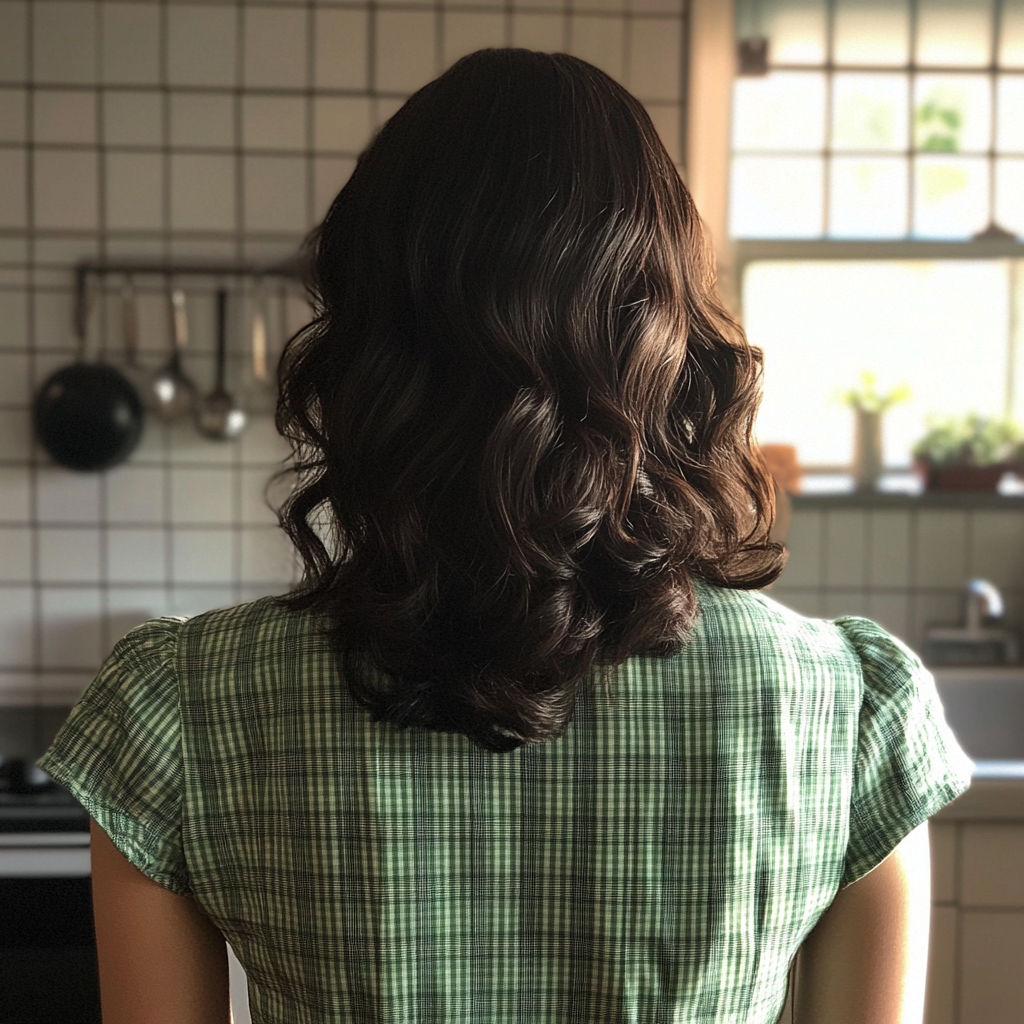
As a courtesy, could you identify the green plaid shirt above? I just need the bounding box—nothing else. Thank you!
[41,583,972,1024]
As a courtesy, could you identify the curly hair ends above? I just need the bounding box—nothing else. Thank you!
[276,48,786,754]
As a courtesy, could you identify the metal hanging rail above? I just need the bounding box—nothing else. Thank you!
[73,256,310,340]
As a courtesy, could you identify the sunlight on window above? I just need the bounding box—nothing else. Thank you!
[916,0,993,67]
[998,158,1024,232]
[730,156,824,237]
[744,261,1019,467]
[732,73,826,150]
[733,2,1024,476]
[829,158,908,236]
[833,1,910,66]
[832,74,908,151]
[913,75,989,153]
[997,76,1024,150]
[764,0,827,64]
[732,0,1024,240]
[913,155,989,236]
[1001,1,1024,66]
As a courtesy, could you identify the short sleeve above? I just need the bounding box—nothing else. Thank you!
[834,616,974,888]
[37,618,190,895]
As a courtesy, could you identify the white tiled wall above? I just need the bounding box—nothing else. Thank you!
[0,0,689,705]
[771,503,1024,656]
[760,499,1024,1024]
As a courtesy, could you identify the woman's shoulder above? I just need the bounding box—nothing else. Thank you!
[178,594,320,644]
[108,596,320,663]
[172,596,330,683]
[691,584,963,730]
[97,598,327,704]
[693,581,856,663]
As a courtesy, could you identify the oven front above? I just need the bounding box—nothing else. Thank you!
[0,825,101,1023]
[0,777,251,1024]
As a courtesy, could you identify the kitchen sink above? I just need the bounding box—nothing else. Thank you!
[932,667,1024,765]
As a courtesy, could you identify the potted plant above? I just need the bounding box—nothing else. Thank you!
[842,372,910,492]
[912,414,1020,491]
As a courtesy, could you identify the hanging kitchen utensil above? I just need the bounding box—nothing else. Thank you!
[278,281,291,362]
[119,275,149,395]
[252,281,268,385]
[33,279,145,472]
[196,288,247,440]
[245,279,276,416]
[151,287,197,420]
[122,277,139,366]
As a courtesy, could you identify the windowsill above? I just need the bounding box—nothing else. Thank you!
[791,477,1024,508]
[735,238,1024,260]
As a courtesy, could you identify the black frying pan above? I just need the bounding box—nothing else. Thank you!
[33,283,144,472]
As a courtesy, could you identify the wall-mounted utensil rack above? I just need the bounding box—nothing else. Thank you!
[73,257,309,338]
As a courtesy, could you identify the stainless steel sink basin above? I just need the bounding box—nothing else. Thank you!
[932,667,1024,763]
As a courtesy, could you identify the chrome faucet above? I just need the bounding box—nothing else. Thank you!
[925,579,1019,665]
[965,578,1004,631]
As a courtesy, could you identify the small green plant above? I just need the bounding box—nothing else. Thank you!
[841,371,911,414]
[912,414,1020,468]
[915,98,963,152]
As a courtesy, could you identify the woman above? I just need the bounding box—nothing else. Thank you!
[42,49,971,1024]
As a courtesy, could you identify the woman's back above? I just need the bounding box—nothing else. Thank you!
[37,49,971,1023]
[42,583,970,1023]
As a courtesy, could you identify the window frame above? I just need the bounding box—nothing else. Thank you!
[735,237,1024,472]
[723,0,1024,474]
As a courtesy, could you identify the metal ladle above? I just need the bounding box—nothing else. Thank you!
[151,288,197,420]
[196,288,247,440]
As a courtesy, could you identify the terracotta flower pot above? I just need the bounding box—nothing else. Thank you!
[914,460,1008,491]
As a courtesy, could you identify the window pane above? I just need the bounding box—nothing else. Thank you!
[914,74,991,153]
[999,0,1024,68]
[997,75,1024,151]
[1010,259,1024,423]
[829,158,909,236]
[732,73,826,151]
[764,0,827,65]
[730,156,825,237]
[913,155,990,237]
[834,0,910,67]
[743,260,1010,467]
[996,158,1024,235]
[916,0,994,68]
[832,73,909,151]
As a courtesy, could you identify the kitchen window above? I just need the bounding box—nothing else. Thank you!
[731,0,1024,483]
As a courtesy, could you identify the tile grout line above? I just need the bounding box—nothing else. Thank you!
[95,14,113,661]
[952,820,963,1024]
[1,0,704,694]
[25,0,44,709]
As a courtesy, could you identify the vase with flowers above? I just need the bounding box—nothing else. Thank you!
[842,372,911,492]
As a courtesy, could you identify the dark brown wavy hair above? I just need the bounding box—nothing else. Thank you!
[276,48,785,753]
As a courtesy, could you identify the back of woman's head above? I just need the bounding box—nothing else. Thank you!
[278,48,785,753]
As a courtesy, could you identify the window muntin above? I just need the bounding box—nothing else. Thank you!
[732,2,1024,478]
[732,0,1024,240]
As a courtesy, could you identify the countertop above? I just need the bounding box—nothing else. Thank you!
[935,767,1024,820]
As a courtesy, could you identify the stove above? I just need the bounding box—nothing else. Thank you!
[0,759,100,1023]
[0,756,251,1023]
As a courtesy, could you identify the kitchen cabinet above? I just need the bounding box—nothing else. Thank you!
[929,783,1024,1023]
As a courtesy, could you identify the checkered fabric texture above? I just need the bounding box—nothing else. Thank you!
[41,583,973,1024]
